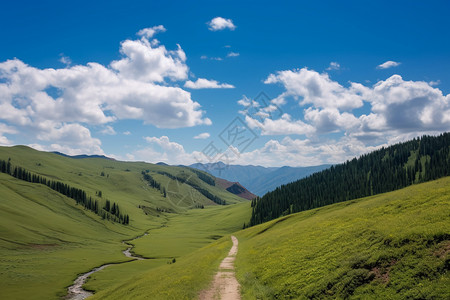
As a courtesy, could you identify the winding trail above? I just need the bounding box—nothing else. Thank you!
[199,236,241,300]
[65,233,148,300]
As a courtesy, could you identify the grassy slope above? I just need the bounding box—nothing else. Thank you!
[0,173,136,299]
[0,146,248,299]
[235,177,450,299]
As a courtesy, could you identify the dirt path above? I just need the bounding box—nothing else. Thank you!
[199,235,241,300]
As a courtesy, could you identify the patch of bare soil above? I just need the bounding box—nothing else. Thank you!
[369,259,397,284]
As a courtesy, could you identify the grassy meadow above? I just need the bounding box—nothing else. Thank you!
[0,146,248,299]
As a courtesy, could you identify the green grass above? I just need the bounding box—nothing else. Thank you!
[84,201,251,295]
[89,236,232,300]
[235,177,450,299]
[1,145,448,299]
[0,173,135,299]
[0,145,249,299]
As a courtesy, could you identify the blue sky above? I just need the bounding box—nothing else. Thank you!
[0,0,449,166]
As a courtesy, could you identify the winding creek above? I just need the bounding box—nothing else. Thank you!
[66,233,148,300]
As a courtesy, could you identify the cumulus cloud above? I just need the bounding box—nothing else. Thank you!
[265,68,364,110]
[137,25,166,38]
[184,78,234,89]
[29,123,103,155]
[377,60,401,69]
[207,17,236,31]
[304,108,359,133]
[194,132,210,139]
[110,39,188,82]
[259,68,450,145]
[359,74,450,132]
[245,114,315,136]
[0,27,211,155]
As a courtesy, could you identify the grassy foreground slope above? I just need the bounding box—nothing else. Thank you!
[236,177,450,299]
[0,173,136,299]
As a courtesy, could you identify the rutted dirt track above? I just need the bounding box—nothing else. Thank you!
[199,235,241,300]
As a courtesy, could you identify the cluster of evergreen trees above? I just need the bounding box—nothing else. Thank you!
[249,133,450,226]
[0,159,129,225]
[157,170,226,205]
[142,171,166,197]
[103,200,129,224]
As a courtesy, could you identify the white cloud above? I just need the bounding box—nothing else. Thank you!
[123,131,131,135]
[100,125,116,135]
[265,68,364,110]
[137,25,166,39]
[194,132,210,139]
[184,78,234,89]
[132,136,202,165]
[377,60,401,69]
[59,54,72,66]
[0,28,212,155]
[304,107,359,133]
[360,74,450,132]
[29,123,103,155]
[261,68,450,145]
[227,52,240,57]
[245,114,315,136]
[110,39,188,83]
[207,17,236,31]
[326,62,340,70]
[429,80,440,86]
[199,55,226,61]
[0,123,16,145]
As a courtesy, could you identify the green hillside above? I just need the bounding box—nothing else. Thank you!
[250,133,450,226]
[0,145,249,299]
[236,177,450,299]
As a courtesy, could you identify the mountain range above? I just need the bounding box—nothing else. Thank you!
[190,162,331,196]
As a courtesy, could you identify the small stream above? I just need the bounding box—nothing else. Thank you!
[65,233,148,300]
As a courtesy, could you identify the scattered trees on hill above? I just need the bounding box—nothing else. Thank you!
[0,160,129,225]
[157,170,226,205]
[250,133,450,226]
[186,167,216,186]
[142,171,166,197]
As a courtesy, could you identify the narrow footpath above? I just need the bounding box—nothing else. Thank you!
[199,235,241,300]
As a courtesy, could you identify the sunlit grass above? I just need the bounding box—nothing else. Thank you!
[235,177,450,299]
